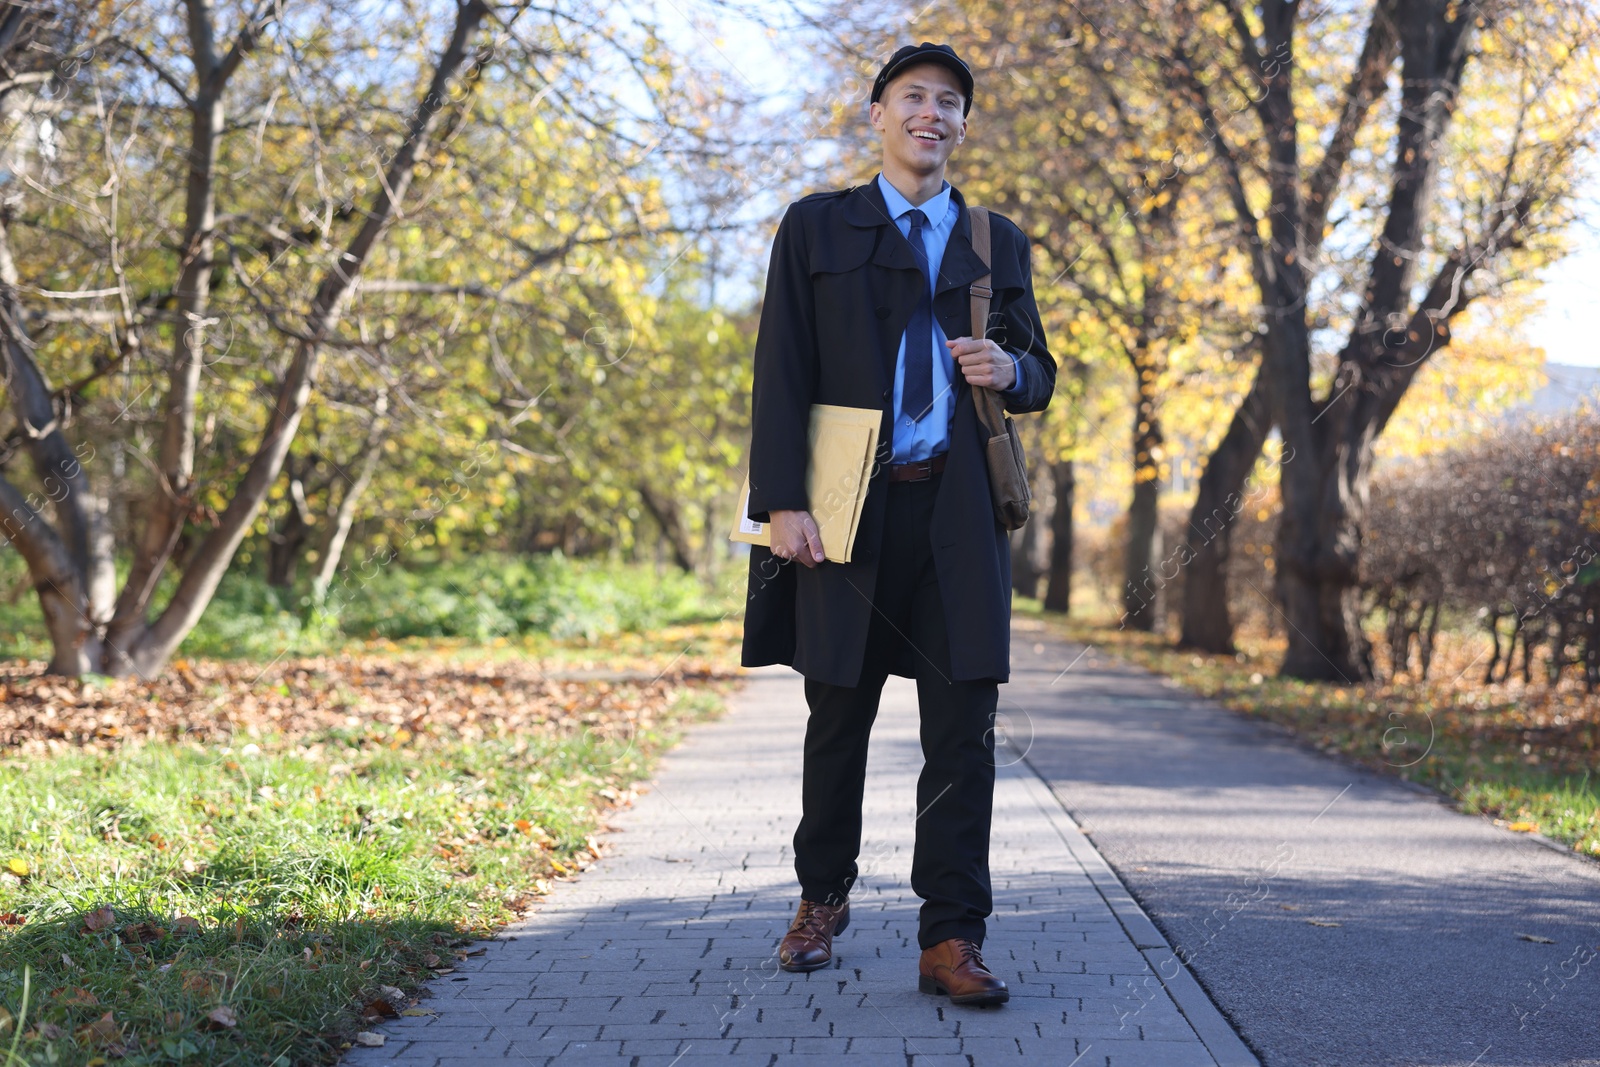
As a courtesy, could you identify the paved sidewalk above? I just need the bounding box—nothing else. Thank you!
[1005,618,1600,1067]
[344,664,1255,1066]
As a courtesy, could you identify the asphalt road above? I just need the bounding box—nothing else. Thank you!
[1005,618,1600,1067]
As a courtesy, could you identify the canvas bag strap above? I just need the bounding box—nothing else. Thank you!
[966,206,1007,439]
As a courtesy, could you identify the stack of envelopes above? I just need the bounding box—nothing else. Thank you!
[730,404,882,563]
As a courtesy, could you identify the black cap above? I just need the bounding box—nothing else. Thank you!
[871,42,974,117]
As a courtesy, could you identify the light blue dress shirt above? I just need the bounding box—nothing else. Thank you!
[876,173,1026,464]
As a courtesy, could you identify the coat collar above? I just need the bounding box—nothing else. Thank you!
[842,177,988,298]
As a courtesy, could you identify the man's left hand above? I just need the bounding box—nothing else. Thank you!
[947,337,1014,391]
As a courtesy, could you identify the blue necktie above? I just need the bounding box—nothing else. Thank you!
[903,208,934,422]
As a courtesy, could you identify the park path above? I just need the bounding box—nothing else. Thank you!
[343,661,1256,1067]
[1003,617,1600,1067]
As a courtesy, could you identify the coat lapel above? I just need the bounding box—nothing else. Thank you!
[934,188,990,300]
[934,190,992,358]
[845,180,917,272]
[844,182,917,392]
[841,179,992,390]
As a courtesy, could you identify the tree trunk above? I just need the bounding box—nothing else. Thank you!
[0,220,114,674]
[1273,430,1377,680]
[1272,2,1472,682]
[106,6,233,663]
[0,0,493,677]
[266,467,313,588]
[1009,522,1036,598]
[637,482,694,572]
[110,1,489,677]
[1178,361,1273,653]
[1121,381,1164,630]
[1010,461,1048,598]
[313,421,386,599]
[1042,458,1074,613]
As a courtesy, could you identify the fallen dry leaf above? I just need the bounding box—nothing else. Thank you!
[81,905,115,932]
[199,1006,237,1031]
[58,986,99,1007]
[1517,933,1557,944]
[399,1008,436,1017]
[354,1032,385,1047]
[0,653,733,756]
[4,858,28,878]
[1506,821,1539,833]
[0,911,25,926]
[361,998,398,1020]
[119,921,165,944]
[74,1011,119,1047]
[172,915,203,936]
[180,972,218,997]
[1306,920,1342,928]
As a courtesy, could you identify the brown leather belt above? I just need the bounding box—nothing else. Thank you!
[887,451,948,482]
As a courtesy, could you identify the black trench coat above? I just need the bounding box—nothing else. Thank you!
[739,178,1055,688]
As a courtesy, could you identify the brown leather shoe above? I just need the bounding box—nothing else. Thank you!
[918,937,1009,1005]
[776,898,850,972]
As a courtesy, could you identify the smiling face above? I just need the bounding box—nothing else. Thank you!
[870,61,967,180]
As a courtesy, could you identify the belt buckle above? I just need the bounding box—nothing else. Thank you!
[905,458,932,481]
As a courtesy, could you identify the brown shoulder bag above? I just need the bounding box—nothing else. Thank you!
[967,206,1032,532]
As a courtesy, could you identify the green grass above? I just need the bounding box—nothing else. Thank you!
[0,684,728,1065]
[0,552,741,663]
[1019,598,1600,858]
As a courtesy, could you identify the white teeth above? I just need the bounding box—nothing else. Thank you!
[913,131,939,141]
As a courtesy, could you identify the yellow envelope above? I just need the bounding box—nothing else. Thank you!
[731,404,882,563]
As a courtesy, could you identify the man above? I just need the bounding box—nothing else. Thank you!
[740,42,1055,1007]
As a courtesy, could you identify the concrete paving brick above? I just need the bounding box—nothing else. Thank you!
[385,1022,498,1041]
[544,957,644,972]
[590,1023,707,1042]
[341,667,1244,1066]
[844,1036,907,1055]
[1096,1037,1229,1067]
[380,1036,514,1059]
[1135,1019,1207,1045]
[1084,958,1155,974]
[412,994,525,1014]
[960,1035,1027,1057]
[727,1036,796,1055]
[612,1038,694,1057]
[530,1023,603,1042]
[556,1039,625,1055]
[579,1006,680,1025]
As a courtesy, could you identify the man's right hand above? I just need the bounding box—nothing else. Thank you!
[769,509,826,567]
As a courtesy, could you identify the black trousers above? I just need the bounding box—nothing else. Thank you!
[792,466,1000,950]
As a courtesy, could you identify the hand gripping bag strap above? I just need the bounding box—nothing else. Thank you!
[967,206,1032,531]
